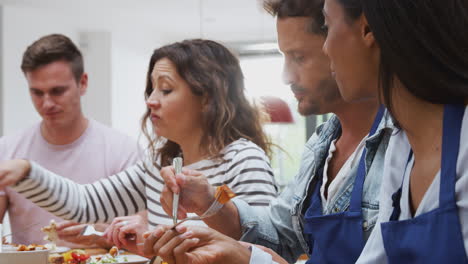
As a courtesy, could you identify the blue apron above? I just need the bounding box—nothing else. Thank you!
[303,106,384,264]
[381,104,468,263]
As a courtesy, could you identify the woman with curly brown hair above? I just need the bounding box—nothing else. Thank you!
[0,39,278,254]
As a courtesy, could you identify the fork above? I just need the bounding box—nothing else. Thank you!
[80,225,104,236]
[170,194,225,229]
[172,157,183,226]
[137,188,229,264]
[135,194,225,247]
[82,224,140,242]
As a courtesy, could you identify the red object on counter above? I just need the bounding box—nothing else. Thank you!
[260,96,294,123]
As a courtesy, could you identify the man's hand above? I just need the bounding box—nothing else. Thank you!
[143,225,251,264]
[56,221,112,248]
[0,160,31,188]
[159,166,216,219]
[103,215,148,254]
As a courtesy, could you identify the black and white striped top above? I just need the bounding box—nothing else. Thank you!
[13,138,278,228]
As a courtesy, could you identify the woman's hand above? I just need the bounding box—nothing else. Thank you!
[159,166,215,219]
[142,225,251,264]
[103,215,148,254]
[55,221,112,248]
[0,160,31,188]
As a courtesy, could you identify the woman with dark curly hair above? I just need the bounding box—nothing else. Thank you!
[0,39,278,254]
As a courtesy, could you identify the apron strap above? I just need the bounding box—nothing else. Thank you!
[440,104,465,207]
[349,105,385,212]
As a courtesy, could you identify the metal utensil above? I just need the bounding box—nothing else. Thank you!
[172,157,183,225]
[80,225,104,236]
[171,195,225,229]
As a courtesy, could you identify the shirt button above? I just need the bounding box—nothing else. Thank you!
[363,221,368,228]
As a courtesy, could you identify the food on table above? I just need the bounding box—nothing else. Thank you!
[16,244,28,251]
[215,184,236,204]
[42,219,58,250]
[47,247,132,264]
[108,246,118,257]
[89,246,123,264]
[71,250,91,263]
[16,243,47,251]
[49,253,65,264]
[89,255,123,264]
[57,249,90,264]
[1,242,47,252]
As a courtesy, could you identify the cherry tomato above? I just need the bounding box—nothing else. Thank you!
[71,251,90,261]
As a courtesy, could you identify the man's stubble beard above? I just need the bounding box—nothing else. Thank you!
[298,77,341,116]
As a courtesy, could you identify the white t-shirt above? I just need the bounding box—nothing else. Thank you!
[0,119,142,245]
[357,107,468,263]
[321,137,367,209]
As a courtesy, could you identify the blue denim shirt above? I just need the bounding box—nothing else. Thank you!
[234,113,394,263]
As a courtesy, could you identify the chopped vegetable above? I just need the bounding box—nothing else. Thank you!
[214,184,236,204]
[71,251,90,261]
[89,255,128,264]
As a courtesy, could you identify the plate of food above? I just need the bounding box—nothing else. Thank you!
[89,254,149,264]
[89,246,148,264]
[49,247,149,264]
[2,243,48,251]
[50,246,71,253]
[1,241,68,253]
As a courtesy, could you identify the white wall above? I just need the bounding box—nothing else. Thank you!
[110,31,156,145]
[80,31,112,127]
[2,6,77,136]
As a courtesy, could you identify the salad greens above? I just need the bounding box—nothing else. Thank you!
[89,255,128,264]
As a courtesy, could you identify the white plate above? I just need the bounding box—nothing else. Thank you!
[1,245,69,253]
[1,245,16,251]
[50,246,70,254]
[90,254,149,264]
[1,245,48,252]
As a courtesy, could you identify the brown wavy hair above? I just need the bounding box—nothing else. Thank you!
[21,34,84,82]
[141,39,272,166]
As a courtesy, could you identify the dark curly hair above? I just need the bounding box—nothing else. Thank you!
[142,39,272,166]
